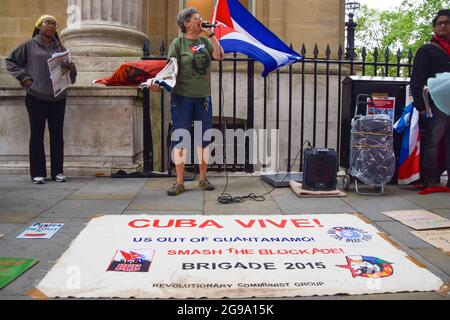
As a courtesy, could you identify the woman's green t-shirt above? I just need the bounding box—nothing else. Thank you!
[168,36,213,98]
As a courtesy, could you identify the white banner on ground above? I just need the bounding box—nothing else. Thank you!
[37,214,443,298]
[382,210,450,230]
[411,230,450,255]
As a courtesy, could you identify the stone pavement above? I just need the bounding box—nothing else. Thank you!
[0,174,449,300]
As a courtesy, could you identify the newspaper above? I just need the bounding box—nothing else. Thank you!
[140,57,178,92]
[47,50,71,97]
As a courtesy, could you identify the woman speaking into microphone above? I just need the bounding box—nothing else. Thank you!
[153,7,224,196]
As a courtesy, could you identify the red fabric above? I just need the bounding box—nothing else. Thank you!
[418,186,450,195]
[94,60,167,86]
[433,35,450,56]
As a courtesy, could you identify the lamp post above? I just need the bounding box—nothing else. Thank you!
[345,1,361,60]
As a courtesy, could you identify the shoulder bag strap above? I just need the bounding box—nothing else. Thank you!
[429,41,450,57]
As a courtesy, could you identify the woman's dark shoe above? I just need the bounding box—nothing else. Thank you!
[167,183,185,196]
[199,179,215,191]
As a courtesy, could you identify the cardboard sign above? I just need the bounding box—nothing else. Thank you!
[411,230,450,255]
[37,215,444,299]
[17,223,64,239]
[367,96,396,124]
[0,257,38,289]
[382,210,450,230]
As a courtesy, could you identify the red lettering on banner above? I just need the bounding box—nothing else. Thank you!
[175,220,197,228]
[199,220,224,229]
[235,220,256,228]
[153,220,175,228]
[265,219,288,228]
[168,250,224,255]
[258,248,344,255]
[236,219,323,228]
[129,219,223,229]
[129,218,325,229]
[129,219,151,228]
[115,264,141,272]
[291,219,314,228]
[313,219,324,227]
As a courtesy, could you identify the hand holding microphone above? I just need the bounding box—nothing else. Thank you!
[201,22,218,28]
[201,22,218,38]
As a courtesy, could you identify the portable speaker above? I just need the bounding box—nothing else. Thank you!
[303,148,338,191]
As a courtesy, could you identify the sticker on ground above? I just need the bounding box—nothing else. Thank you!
[411,229,450,255]
[37,215,444,298]
[382,210,450,230]
[17,223,64,239]
[0,257,38,289]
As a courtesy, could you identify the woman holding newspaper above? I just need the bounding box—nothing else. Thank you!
[6,15,77,184]
[151,8,224,196]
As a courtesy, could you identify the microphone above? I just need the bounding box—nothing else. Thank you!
[201,22,218,28]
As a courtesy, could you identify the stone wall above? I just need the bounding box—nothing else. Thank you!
[0,0,68,57]
[0,87,150,176]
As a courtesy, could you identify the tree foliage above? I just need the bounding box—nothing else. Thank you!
[353,0,450,76]
[356,0,450,53]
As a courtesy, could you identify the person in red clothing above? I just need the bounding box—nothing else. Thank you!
[410,9,450,188]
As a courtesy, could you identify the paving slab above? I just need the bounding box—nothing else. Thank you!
[39,200,130,220]
[398,192,450,210]
[208,177,271,195]
[143,178,178,191]
[0,189,75,224]
[375,221,434,249]
[413,248,450,276]
[0,220,88,297]
[67,178,146,200]
[0,176,94,192]
[204,199,283,215]
[128,188,204,211]
[272,193,354,215]
[0,224,22,238]
[202,178,281,215]
[342,193,423,222]
[123,210,203,216]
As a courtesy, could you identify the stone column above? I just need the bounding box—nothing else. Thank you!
[61,0,148,56]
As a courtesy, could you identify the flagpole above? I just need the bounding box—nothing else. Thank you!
[212,0,220,24]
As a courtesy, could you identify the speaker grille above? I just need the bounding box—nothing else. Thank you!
[303,148,338,191]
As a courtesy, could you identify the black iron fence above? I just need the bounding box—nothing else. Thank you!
[141,41,414,175]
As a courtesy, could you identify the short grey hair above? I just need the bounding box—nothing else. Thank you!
[177,7,199,33]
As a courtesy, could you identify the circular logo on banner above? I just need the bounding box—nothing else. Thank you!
[328,227,372,243]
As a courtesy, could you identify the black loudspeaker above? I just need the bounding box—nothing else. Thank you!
[303,148,338,191]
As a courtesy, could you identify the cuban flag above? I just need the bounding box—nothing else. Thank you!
[212,0,302,77]
[393,103,421,185]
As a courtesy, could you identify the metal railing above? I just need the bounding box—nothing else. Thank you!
[141,41,414,175]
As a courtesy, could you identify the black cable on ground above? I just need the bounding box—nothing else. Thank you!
[216,78,311,204]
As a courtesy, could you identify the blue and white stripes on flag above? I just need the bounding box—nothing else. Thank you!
[213,0,302,77]
[393,103,421,185]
